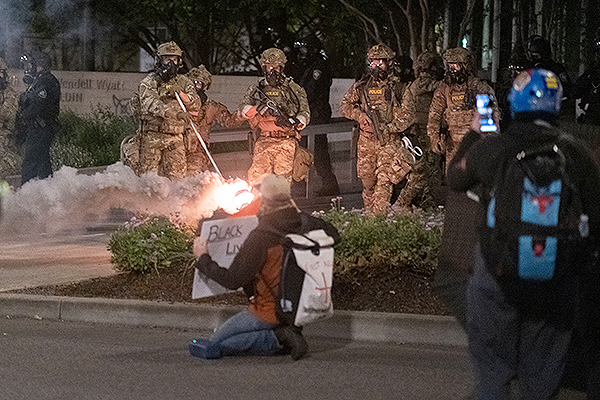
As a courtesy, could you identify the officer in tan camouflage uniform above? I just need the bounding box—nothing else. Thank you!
[427,48,500,171]
[184,65,244,176]
[0,58,20,179]
[240,48,310,186]
[137,41,200,179]
[390,51,444,209]
[340,44,412,214]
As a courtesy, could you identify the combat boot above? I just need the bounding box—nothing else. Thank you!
[275,325,308,360]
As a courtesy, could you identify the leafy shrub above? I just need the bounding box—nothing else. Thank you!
[50,142,96,170]
[317,203,443,278]
[53,108,136,167]
[108,216,194,274]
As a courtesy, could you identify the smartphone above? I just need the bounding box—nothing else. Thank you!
[476,94,497,133]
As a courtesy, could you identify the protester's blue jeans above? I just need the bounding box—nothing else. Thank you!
[211,309,281,356]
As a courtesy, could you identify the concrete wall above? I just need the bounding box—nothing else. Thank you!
[7,70,354,119]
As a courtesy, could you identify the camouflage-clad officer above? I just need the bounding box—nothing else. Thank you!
[137,41,200,179]
[0,58,20,179]
[390,51,444,209]
[184,65,244,176]
[427,48,499,170]
[240,48,310,186]
[340,44,412,214]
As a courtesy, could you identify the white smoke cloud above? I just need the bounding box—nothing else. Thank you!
[0,163,250,235]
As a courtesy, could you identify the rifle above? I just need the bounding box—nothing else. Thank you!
[358,87,386,146]
[252,87,302,130]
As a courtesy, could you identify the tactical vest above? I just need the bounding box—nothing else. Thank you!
[142,75,188,135]
[360,76,406,124]
[259,80,301,117]
[256,79,302,137]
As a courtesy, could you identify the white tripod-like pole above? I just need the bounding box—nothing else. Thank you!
[174,92,223,178]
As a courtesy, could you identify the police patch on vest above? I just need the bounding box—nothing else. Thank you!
[451,92,464,103]
[368,87,385,103]
[38,90,47,99]
[265,89,283,100]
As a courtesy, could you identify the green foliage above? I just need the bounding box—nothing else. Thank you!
[317,204,443,278]
[53,108,136,168]
[108,216,194,274]
[50,142,96,170]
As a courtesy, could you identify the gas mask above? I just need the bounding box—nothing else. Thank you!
[21,55,36,85]
[156,58,179,82]
[264,66,285,87]
[445,63,468,84]
[368,59,389,81]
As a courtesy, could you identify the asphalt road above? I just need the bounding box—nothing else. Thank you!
[0,317,472,400]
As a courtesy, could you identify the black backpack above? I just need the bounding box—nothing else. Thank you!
[481,134,589,281]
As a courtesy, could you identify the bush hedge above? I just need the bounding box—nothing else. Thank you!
[108,207,443,278]
[317,205,443,278]
[108,216,194,274]
[52,108,136,169]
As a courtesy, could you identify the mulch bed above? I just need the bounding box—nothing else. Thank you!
[12,264,450,315]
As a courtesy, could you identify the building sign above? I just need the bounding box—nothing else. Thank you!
[7,69,353,118]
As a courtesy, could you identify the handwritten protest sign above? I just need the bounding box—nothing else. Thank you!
[192,215,258,299]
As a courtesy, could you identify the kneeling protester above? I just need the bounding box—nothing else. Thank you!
[190,174,339,360]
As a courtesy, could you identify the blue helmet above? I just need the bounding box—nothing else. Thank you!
[508,69,563,118]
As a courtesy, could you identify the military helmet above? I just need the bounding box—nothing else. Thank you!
[443,48,475,72]
[259,48,287,67]
[0,57,7,70]
[156,41,183,57]
[187,65,212,90]
[414,51,443,75]
[367,44,395,61]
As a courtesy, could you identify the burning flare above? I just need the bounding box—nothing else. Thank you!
[214,179,255,214]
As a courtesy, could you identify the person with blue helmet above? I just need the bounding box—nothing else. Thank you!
[446,69,600,399]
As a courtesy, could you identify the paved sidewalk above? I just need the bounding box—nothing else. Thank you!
[0,231,115,292]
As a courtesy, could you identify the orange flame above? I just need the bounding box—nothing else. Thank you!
[215,179,255,214]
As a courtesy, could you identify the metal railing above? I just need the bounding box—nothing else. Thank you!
[210,119,357,199]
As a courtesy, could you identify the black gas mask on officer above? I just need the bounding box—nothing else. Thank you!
[445,62,468,84]
[263,64,285,87]
[155,55,180,82]
[21,54,37,85]
[368,58,389,81]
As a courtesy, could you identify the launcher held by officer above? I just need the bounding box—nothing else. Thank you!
[240,48,310,186]
[137,41,200,180]
[16,51,60,185]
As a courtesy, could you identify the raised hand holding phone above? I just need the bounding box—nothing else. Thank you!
[476,94,497,133]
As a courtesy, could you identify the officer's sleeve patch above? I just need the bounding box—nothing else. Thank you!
[38,90,47,99]
[313,70,322,80]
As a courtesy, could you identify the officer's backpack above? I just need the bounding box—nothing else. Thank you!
[265,226,335,327]
[482,135,589,281]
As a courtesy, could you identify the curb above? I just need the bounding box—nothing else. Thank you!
[0,294,467,347]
